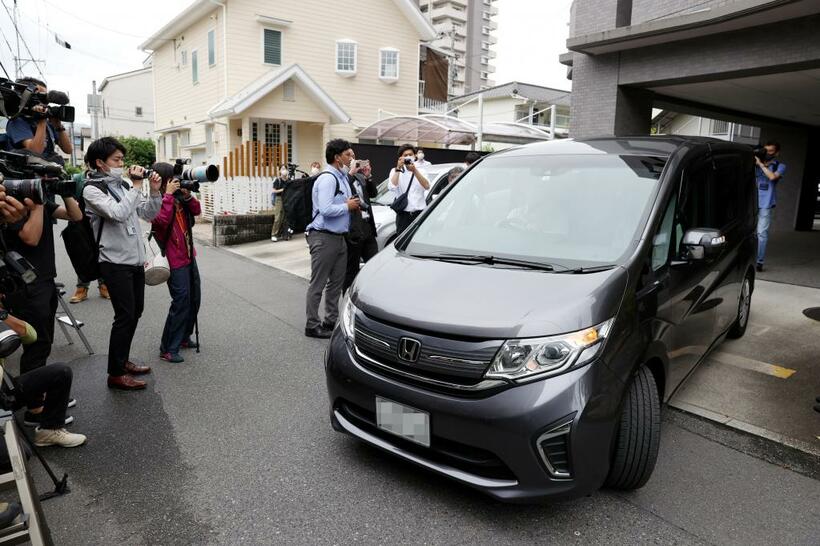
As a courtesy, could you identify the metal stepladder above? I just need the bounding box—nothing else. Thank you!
[53,283,93,356]
[0,421,54,545]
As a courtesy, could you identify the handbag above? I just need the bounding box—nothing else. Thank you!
[390,172,416,214]
[144,232,170,286]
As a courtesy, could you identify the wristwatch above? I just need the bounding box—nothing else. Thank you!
[0,309,9,322]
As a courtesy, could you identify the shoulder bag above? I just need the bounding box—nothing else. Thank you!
[390,172,416,214]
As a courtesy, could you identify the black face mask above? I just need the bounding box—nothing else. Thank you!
[765,154,776,162]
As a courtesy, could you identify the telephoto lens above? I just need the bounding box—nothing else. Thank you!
[3,178,45,205]
[180,165,219,182]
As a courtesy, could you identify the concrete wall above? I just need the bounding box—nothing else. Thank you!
[630,0,733,25]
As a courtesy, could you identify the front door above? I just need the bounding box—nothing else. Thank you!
[251,120,296,168]
[651,154,723,393]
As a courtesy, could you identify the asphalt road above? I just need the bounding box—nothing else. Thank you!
[6,230,819,545]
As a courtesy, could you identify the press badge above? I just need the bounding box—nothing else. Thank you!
[759,182,770,191]
[127,225,137,236]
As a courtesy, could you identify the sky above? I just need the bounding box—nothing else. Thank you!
[0,0,573,126]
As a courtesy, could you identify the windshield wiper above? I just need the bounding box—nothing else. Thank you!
[555,264,619,274]
[412,253,556,272]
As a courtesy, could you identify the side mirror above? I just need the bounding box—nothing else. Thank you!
[681,228,725,261]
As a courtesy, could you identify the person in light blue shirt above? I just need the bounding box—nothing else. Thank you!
[754,141,786,271]
[304,139,360,338]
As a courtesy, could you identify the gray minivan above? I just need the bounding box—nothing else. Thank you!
[324,137,757,502]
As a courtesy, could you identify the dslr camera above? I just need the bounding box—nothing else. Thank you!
[172,158,219,193]
[752,146,770,162]
[0,150,84,203]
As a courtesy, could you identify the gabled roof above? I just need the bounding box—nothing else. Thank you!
[99,67,152,92]
[207,63,350,123]
[451,82,571,107]
[139,0,436,51]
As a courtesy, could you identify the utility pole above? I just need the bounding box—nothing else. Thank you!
[13,0,21,79]
[448,22,456,98]
[89,80,101,139]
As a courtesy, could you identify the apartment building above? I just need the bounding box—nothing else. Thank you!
[98,67,154,139]
[418,0,499,96]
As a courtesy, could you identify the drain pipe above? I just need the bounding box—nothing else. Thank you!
[210,0,228,100]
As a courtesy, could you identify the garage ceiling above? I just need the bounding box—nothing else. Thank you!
[650,68,820,127]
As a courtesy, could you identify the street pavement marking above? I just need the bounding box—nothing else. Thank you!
[709,351,796,379]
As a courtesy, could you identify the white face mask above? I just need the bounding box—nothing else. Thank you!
[310,167,320,175]
[417,153,425,160]
[341,164,350,174]
[108,167,124,178]
[280,170,288,178]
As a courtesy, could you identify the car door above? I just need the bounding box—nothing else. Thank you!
[650,155,722,391]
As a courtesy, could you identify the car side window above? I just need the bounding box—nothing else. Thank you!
[652,195,677,270]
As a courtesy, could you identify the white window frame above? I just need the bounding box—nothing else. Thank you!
[208,29,216,67]
[191,49,199,84]
[379,48,400,82]
[261,27,283,66]
[335,39,358,77]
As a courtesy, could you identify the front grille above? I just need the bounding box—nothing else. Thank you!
[337,399,516,481]
[354,313,501,386]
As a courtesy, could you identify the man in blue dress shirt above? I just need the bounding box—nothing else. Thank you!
[304,139,361,338]
[754,141,786,272]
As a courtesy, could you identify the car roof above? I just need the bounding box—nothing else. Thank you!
[496,136,745,158]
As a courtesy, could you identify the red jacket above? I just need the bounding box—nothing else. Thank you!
[151,194,201,269]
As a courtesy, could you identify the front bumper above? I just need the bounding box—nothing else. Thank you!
[325,331,626,502]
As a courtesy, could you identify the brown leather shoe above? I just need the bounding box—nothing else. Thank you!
[124,361,151,375]
[69,287,88,304]
[99,284,110,299]
[107,374,146,390]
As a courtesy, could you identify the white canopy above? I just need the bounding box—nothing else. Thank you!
[358,114,555,146]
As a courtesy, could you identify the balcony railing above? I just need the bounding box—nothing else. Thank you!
[419,96,449,114]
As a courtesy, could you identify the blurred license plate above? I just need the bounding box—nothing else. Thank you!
[375,397,430,447]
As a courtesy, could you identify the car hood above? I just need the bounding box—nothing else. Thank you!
[351,250,629,339]
[370,204,395,228]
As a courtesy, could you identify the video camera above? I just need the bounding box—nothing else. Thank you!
[0,77,75,123]
[752,146,770,162]
[0,150,83,203]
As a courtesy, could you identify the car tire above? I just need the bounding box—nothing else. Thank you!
[727,273,752,339]
[604,365,661,491]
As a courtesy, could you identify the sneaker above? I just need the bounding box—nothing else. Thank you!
[271,236,278,242]
[160,352,184,363]
[67,398,77,409]
[99,284,111,299]
[0,501,22,528]
[69,287,88,303]
[34,427,87,448]
[23,412,73,428]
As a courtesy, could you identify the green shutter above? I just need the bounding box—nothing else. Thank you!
[264,29,281,65]
[192,50,198,83]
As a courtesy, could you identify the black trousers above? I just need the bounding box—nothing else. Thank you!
[14,364,72,429]
[344,236,379,291]
[9,279,57,374]
[395,211,422,237]
[99,263,145,376]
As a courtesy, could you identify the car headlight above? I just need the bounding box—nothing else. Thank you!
[340,293,357,343]
[485,319,614,383]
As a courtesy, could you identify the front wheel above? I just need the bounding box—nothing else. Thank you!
[727,274,752,339]
[604,365,661,490]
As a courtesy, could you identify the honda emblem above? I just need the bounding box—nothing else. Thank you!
[398,337,421,363]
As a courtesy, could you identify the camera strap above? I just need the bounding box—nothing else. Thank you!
[0,86,34,119]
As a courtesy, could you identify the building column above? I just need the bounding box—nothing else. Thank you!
[570,53,652,138]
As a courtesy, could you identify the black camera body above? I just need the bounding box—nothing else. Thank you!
[752,147,768,162]
[403,157,414,166]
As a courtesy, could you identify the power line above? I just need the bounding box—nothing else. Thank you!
[0,0,45,79]
[39,0,152,41]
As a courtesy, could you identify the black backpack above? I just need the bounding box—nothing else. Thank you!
[281,171,340,233]
[60,180,119,283]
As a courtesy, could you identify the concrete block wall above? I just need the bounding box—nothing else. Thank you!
[213,214,274,246]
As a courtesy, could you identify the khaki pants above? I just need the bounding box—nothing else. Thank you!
[271,199,285,237]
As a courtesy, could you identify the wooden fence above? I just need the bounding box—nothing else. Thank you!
[222,141,289,178]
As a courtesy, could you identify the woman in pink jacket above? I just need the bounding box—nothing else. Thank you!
[150,163,202,363]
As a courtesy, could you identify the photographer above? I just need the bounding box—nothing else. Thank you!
[1,311,86,447]
[344,157,378,291]
[4,77,72,164]
[3,179,83,378]
[270,166,290,242]
[754,141,786,272]
[389,144,430,236]
[150,163,201,364]
[82,137,162,390]
[0,184,31,225]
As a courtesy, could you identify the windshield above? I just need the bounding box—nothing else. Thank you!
[402,154,666,267]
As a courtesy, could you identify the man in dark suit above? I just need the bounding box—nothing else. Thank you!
[344,158,378,291]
